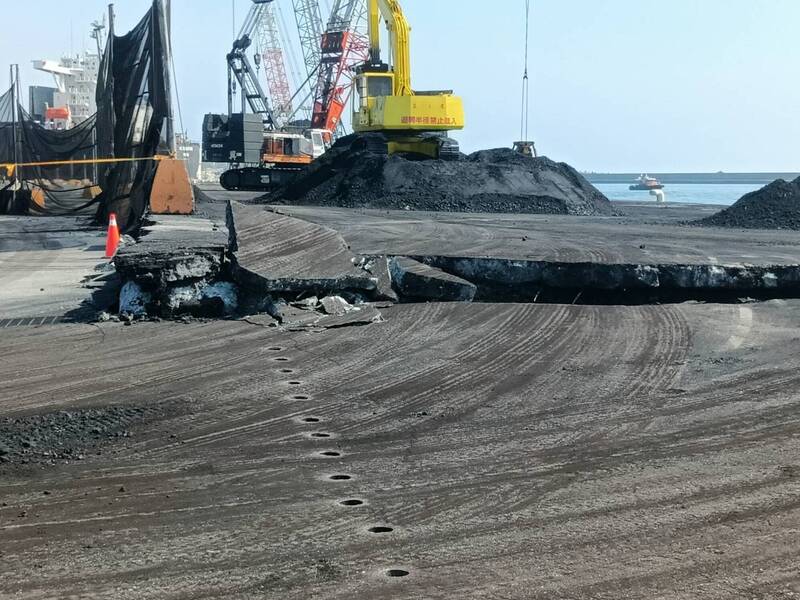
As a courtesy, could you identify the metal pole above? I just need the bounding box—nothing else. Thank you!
[228,65,233,117]
[163,0,176,155]
[14,64,21,114]
[92,128,98,183]
[10,65,18,208]
[230,0,236,116]
[108,3,115,167]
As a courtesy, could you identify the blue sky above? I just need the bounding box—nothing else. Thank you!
[1,0,799,172]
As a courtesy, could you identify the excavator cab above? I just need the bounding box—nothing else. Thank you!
[354,70,395,119]
[356,72,394,105]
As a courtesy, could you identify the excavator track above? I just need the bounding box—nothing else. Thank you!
[431,134,461,161]
[353,132,461,161]
[220,166,305,192]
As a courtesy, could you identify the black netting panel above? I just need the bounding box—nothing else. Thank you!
[0,86,17,211]
[15,111,101,214]
[0,86,14,163]
[0,85,12,123]
[0,1,170,230]
[0,84,103,215]
[95,0,170,232]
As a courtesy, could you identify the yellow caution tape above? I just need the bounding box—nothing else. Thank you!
[1,155,167,178]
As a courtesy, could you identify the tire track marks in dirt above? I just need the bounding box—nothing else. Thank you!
[3,302,800,599]
[333,304,573,437]
[371,305,691,524]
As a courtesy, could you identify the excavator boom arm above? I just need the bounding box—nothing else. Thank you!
[367,0,412,96]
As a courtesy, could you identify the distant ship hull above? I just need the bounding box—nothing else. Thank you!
[629,183,664,191]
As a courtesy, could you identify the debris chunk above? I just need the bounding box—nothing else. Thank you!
[292,296,320,310]
[119,281,151,317]
[359,256,399,303]
[320,296,354,316]
[389,257,477,302]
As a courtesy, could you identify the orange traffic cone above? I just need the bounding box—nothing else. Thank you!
[105,213,121,258]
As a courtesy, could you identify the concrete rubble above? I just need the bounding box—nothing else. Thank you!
[118,281,151,316]
[320,295,355,316]
[165,281,238,316]
[389,257,477,302]
[355,255,399,303]
[114,215,230,317]
[254,295,383,330]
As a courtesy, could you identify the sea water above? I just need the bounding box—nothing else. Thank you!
[594,183,763,206]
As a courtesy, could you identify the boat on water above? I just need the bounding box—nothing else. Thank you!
[629,174,665,191]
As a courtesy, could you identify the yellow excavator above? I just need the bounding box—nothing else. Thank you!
[352,0,465,160]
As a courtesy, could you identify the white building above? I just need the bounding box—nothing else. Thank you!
[33,52,101,126]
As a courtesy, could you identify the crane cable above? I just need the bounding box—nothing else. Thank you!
[520,0,530,142]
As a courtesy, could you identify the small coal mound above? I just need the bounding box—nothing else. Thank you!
[695,177,800,230]
[0,404,174,469]
[261,137,614,216]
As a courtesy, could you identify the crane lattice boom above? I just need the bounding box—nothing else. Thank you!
[254,1,294,128]
[311,0,369,136]
[292,0,324,79]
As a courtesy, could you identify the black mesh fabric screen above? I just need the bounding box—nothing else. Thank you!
[16,111,101,214]
[0,86,18,211]
[0,0,171,231]
[0,85,12,122]
[0,90,103,215]
[0,85,14,166]
[95,0,171,232]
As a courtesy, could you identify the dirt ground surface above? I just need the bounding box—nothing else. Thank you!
[2,299,800,599]
[0,215,109,321]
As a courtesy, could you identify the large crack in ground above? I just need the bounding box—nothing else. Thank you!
[111,204,800,323]
[397,255,800,305]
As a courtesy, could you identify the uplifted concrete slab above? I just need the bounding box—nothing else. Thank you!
[226,202,375,295]
[271,202,800,267]
[115,214,228,289]
[200,190,800,299]
[390,257,477,302]
[254,202,800,300]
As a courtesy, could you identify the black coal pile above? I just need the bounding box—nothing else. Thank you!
[262,138,614,216]
[696,177,800,230]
